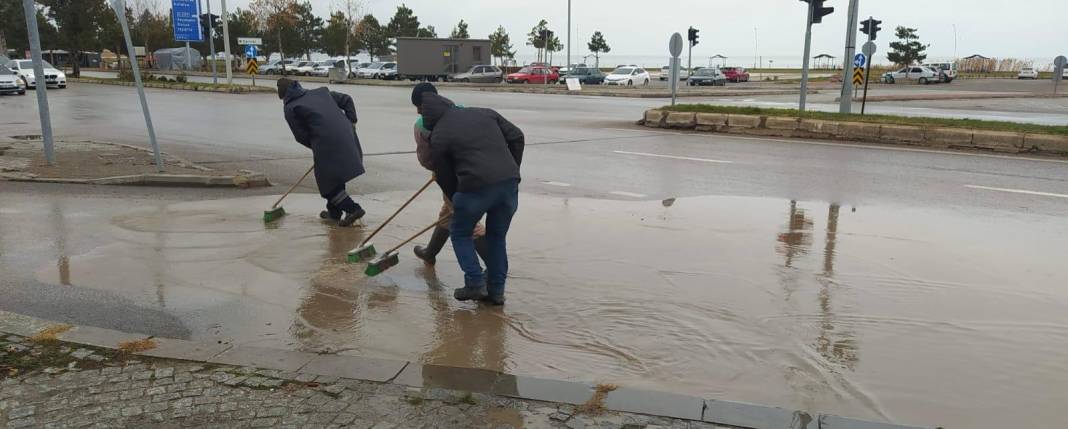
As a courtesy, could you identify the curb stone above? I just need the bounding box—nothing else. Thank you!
[0,310,931,429]
[0,172,270,188]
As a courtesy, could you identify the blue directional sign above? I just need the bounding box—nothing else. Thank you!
[854,53,867,68]
[172,0,203,42]
[244,45,258,58]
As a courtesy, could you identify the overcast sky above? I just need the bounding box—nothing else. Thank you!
[216,0,1067,62]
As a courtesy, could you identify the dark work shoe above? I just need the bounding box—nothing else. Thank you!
[413,245,436,265]
[320,210,341,221]
[339,207,366,227]
[479,295,506,306]
[454,285,488,301]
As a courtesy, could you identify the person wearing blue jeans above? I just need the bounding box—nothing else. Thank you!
[417,90,524,306]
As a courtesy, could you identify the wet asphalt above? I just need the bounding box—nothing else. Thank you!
[2,81,1068,429]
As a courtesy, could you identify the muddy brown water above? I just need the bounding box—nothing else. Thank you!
[5,191,1067,428]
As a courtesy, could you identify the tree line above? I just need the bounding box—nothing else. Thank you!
[0,0,614,75]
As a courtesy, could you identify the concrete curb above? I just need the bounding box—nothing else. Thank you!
[0,309,929,429]
[639,109,1068,157]
[69,77,273,94]
[0,172,270,188]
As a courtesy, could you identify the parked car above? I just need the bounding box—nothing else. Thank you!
[356,62,385,78]
[0,65,26,95]
[559,67,605,85]
[882,66,940,84]
[6,59,66,89]
[450,65,503,83]
[289,61,316,76]
[687,67,727,86]
[658,65,691,80]
[721,66,750,82]
[923,62,958,83]
[558,63,587,75]
[375,62,398,79]
[349,62,370,78]
[311,60,341,77]
[1018,67,1039,79]
[603,66,650,86]
[505,66,559,84]
[260,59,295,75]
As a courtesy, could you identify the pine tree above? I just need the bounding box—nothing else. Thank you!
[450,19,469,39]
[587,31,610,69]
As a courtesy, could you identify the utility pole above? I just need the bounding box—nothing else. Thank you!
[204,0,217,84]
[566,0,571,76]
[221,0,232,85]
[21,0,55,165]
[799,0,833,112]
[838,0,860,114]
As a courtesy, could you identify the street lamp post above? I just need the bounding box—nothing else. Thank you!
[566,0,571,78]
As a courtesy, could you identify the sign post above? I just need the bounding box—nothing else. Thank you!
[861,41,876,114]
[172,0,204,70]
[111,0,163,172]
[669,32,684,106]
[1054,55,1066,95]
[21,0,55,165]
[244,45,258,86]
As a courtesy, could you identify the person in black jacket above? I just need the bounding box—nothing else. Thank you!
[420,92,524,306]
[278,78,366,226]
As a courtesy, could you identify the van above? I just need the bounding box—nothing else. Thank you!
[923,62,957,82]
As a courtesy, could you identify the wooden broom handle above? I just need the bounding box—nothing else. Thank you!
[271,165,315,209]
[359,176,435,246]
[383,214,451,256]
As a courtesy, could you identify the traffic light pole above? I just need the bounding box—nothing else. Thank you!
[799,4,814,112]
[205,0,218,84]
[687,42,693,83]
[21,0,55,165]
[221,0,232,85]
[838,0,860,114]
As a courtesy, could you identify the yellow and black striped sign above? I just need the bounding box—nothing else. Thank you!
[246,59,259,75]
[852,67,864,86]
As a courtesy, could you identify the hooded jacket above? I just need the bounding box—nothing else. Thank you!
[420,93,524,198]
[282,82,365,196]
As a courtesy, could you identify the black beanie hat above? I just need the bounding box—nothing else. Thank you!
[276,78,295,99]
[411,82,438,106]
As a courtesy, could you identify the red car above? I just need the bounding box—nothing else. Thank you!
[506,66,559,84]
[721,67,750,82]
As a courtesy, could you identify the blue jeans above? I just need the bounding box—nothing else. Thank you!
[450,179,519,297]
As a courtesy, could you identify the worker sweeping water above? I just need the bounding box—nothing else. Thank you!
[409,83,490,266]
[418,89,524,306]
[278,78,366,227]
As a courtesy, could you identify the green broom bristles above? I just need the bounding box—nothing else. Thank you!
[347,243,377,263]
[364,251,399,276]
[263,207,286,223]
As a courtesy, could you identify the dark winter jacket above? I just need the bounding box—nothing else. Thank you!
[421,93,524,199]
[282,82,365,196]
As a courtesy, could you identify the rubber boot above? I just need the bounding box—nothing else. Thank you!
[414,226,450,265]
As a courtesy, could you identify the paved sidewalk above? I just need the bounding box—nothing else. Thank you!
[0,334,723,429]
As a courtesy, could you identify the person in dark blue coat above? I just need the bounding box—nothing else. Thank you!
[278,78,366,226]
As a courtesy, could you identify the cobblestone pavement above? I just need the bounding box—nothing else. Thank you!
[1,334,726,429]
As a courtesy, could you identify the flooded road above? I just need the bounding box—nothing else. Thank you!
[2,190,1067,428]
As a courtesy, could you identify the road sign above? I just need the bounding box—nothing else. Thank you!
[244,45,257,58]
[862,41,877,58]
[852,67,864,86]
[669,33,684,58]
[853,53,866,68]
[246,59,258,75]
[171,0,203,42]
[237,37,262,46]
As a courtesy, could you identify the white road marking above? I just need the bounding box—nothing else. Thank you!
[541,181,572,187]
[612,150,732,164]
[964,185,1068,199]
[604,128,1068,165]
[609,191,648,198]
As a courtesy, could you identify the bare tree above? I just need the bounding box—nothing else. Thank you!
[250,0,299,73]
[333,0,362,76]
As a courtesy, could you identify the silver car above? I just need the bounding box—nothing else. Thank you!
[450,65,503,83]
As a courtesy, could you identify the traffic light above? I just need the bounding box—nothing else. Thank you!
[688,27,700,46]
[802,0,834,24]
[860,18,883,40]
[199,13,220,40]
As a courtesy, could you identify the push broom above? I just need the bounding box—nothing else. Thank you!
[364,214,450,277]
[347,177,435,263]
[263,165,314,223]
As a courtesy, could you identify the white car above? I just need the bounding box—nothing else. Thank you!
[290,61,316,76]
[658,65,691,81]
[311,60,341,77]
[923,62,958,82]
[604,66,650,86]
[356,62,386,78]
[882,66,940,84]
[0,65,27,95]
[1018,67,1039,79]
[375,62,397,80]
[6,59,66,89]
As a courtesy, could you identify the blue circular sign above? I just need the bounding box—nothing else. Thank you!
[854,53,866,68]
